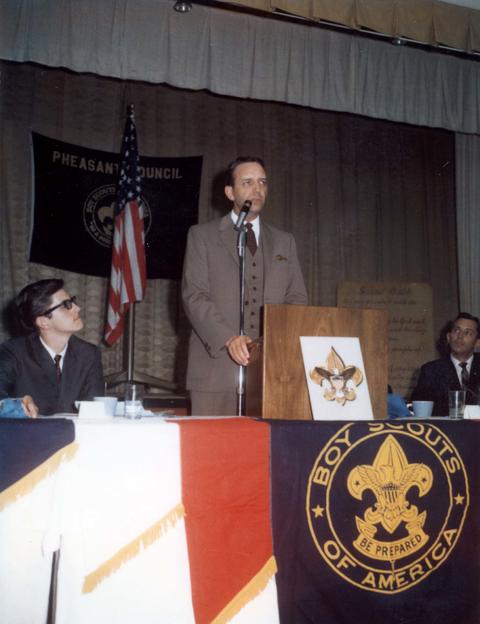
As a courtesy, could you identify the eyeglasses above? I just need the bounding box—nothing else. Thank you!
[451,326,477,338]
[41,296,77,317]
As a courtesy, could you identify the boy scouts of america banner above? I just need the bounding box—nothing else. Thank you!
[3,418,479,623]
[271,420,480,624]
[29,132,202,279]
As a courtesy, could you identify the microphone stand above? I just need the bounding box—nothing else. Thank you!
[236,224,247,416]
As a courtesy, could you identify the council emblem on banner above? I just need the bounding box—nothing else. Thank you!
[82,184,152,249]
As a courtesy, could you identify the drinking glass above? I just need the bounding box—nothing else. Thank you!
[124,383,144,419]
[449,390,466,420]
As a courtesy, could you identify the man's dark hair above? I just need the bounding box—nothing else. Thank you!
[225,157,265,187]
[452,312,480,336]
[15,278,64,332]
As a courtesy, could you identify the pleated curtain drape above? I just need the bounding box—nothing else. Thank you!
[0,0,478,390]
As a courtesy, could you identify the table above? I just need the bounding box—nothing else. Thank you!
[1,417,479,624]
[0,416,275,624]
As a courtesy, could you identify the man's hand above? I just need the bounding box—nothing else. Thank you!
[21,395,39,418]
[225,335,253,366]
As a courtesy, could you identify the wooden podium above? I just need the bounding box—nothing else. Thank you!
[246,304,388,420]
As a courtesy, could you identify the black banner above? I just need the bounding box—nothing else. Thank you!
[0,419,75,491]
[30,132,202,279]
[271,419,480,624]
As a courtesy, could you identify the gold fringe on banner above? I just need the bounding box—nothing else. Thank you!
[211,556,278,624]
[82,502,185,593]
[0,442,78,512]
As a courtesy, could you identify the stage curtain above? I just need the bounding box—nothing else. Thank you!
[229,0,480,54]
[1,0,479,326]
[1,1,480,135]
[455,133,480,319]
[0,61,457,389]
[2,0,478,391]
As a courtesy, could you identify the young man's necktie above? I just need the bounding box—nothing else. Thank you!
[54,354,62,382]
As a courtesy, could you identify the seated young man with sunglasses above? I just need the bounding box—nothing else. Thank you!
[0,278,104,416]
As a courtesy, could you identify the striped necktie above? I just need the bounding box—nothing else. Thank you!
[459,362,469,390]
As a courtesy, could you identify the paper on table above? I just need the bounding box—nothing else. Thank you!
[75,401,111,420]
[463,405,480,419]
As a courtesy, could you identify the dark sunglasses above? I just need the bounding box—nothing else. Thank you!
[41,296,77,317]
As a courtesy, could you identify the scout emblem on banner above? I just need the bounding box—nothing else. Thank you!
[348,435,432,561]
[307,422,469,594]
[271,420,478,624]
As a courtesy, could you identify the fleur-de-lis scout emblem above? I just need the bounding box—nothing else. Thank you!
[310,347,363,405]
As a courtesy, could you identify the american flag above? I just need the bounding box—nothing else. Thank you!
[104,105,146,345]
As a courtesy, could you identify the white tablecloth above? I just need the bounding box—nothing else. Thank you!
[0,417,279,624]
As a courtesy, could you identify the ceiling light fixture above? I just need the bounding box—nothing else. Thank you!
[173,1,192,12]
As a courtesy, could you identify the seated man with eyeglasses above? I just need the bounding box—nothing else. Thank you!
[0,278,104,417]
[411,312,480,416]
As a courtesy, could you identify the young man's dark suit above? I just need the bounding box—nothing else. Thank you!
[411,354,480,416]
[0,333,104,415]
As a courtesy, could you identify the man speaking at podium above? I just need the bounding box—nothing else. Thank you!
[182,157,307,416]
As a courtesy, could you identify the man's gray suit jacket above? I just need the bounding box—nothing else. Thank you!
[0,333,104,415]
[182,214,308,393]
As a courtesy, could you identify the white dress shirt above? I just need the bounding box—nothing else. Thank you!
[229,210,260,244]
[39,337,68,371]
[451,354,473,385]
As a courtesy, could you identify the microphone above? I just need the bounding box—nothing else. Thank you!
[234,200,252,231]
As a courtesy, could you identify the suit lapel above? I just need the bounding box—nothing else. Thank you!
[445,359,461,390]
[467,353,480,396]
[59,338,76,401]
[28,334,58,389]
[447,355,480,392]
[261,222,273,294]
[219,214,240,266]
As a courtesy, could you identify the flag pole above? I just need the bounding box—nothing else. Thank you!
[105,304,177,390]
[103,104,178,393]
[127,303,134,382]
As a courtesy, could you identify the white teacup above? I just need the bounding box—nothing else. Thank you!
[74,400,106,419]
[93,396,118,418]
[412,400,434,418]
